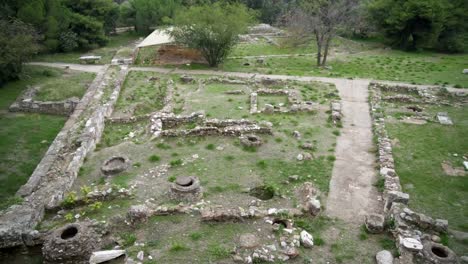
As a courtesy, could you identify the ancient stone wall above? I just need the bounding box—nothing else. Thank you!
[369,82,458,263]
[9,86,79,116]
[0,65,129,249]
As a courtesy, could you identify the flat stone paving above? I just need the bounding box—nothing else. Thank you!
[325,79,382,223]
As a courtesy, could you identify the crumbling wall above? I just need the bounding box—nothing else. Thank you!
[0,65,129,249]
[369,82,459,263]
[9,86,79,116]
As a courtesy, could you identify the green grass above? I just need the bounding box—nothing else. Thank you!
[115,71,167,115]
[155,37,468,87]
[34,69,95,101]
[386,106,467,255]
[0,66,69,210]
[0,113,64,205]
[34,31,142,64]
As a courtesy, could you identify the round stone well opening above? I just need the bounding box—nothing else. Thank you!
[101,156,130,175]
[431,245,448,258]
[176,176,194,187]
[249,185,274,200]
[240,134,263,147]
[60,226,78,240]
[169,176,202,202]
[272,218,288,228]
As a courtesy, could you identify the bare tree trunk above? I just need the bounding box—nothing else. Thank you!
[321,35,332,66]
[315,31,322,66]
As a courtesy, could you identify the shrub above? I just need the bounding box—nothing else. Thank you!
[149,155,160,162]
[170,159,183,166]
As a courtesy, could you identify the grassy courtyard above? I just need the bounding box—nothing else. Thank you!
[383,93,468,255]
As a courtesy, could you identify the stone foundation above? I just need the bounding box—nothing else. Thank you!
[0,65,129,249]
[369,82,459,263]
[9,86,79,116]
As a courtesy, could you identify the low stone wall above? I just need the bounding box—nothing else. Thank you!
[369,82,459,263]
[0,65,129,249]
[9,86,79,116]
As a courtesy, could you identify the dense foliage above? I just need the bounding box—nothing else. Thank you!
[0,19,39,86]
[1,0,118,52]
[119,0,180,34]
[171,2,255,67]
[368,0,468,52]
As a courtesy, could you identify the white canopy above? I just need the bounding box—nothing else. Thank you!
[137,27,174,48]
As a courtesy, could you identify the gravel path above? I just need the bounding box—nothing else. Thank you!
[325,79,382,223]
[28,62,105,73]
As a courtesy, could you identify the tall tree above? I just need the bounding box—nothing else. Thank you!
[121,0,180,34]
[0,19,39,87]
[368,0,447,51]
[284,0,357,66]
[170,2,255,67]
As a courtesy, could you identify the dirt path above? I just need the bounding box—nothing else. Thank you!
[28,62,104,73]
[325,79,382,223]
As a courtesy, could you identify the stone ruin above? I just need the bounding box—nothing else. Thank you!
[374,82,467,106]
[150,111,273,138]
[436,112,453,125]
[0,64,130,249]
[250,87,316,114]
[330,100,342,123]
[369,82,461,263]
[168,176,203,202]
[9,86,80,116]
[42,222,101,264]
[240,134,263,147]
[101,156,131,176]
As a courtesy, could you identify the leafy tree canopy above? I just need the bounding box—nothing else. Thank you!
[171,2,256,67]
[0,19,39,86]
[368,0,467,52]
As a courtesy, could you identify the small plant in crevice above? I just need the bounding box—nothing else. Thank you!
[373,177,385,193]
[149,155,160,162]
[170,159,183,167]
[65,213,74,222]
[359,224,369,240]
[256,160,268,169]
[169,242,189,252]
[190,232,202,241]
[168,176,176,182]
[62,191,77,207]
[120,233,137,247]
[156,143,171,150]
[206,143,215,150]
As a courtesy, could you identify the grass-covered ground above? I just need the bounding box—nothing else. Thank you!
[35,72,390,263]
[140,37,468,87]
[0,66,74,210]
[384,100,467,255]
[33,68,95,101]
[34,32,142,65]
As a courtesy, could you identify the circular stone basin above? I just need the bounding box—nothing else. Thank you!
[240,134,263,147]
[422,241,457,263]
[101,156,130,175]
[176,176,194,187]
[249,186,274,200]
[61,226,78,240]
[171,176,200,193]
[272,218,288,228]
[431,245,448,258]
